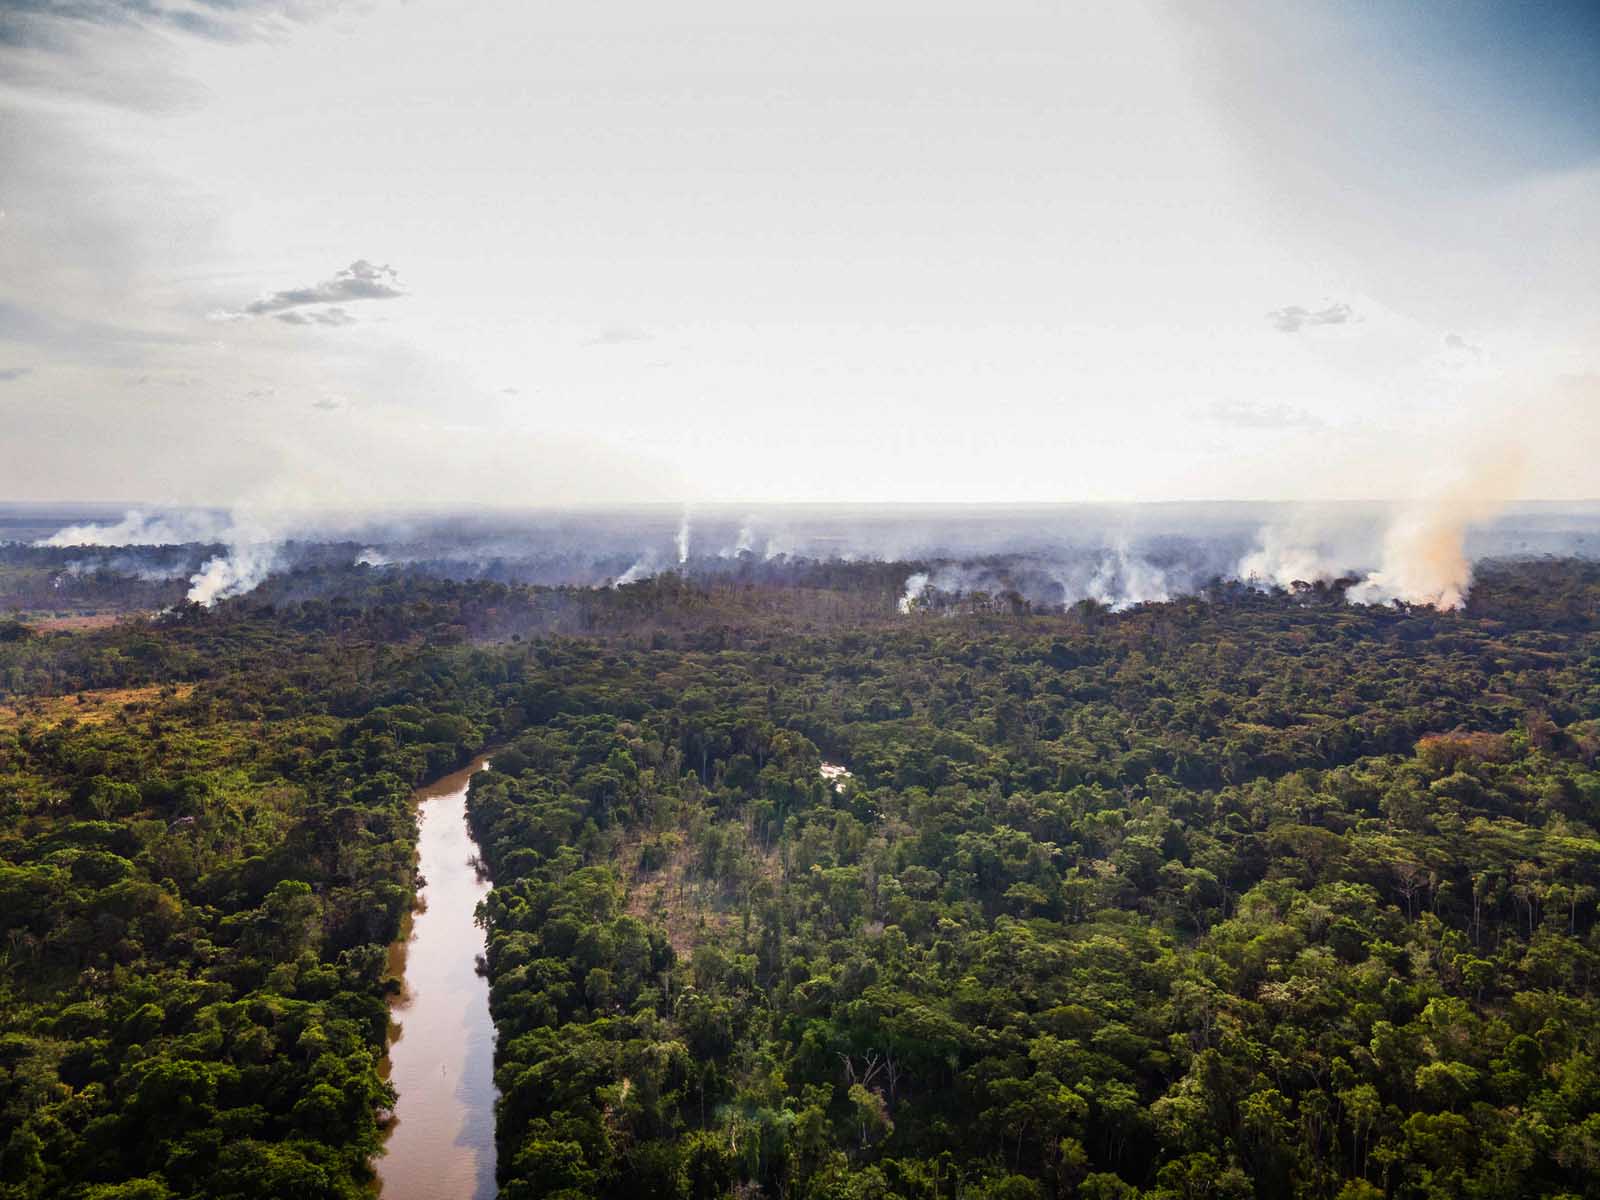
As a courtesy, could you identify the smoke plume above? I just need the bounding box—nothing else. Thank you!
[676,509,692,565]
[38,508,230,548]
[1236,512,1352,590]
[1087,541,1171,610]
[897,572,931,613]
[1348,453,1527,609]
[185,513,287,605]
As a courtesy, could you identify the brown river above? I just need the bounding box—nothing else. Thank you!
[378,757,498,1200]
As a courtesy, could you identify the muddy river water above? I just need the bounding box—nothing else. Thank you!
[378,757,497,1200]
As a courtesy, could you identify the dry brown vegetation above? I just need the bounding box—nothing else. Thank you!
[0,681,193,731]
[26,612,128,633]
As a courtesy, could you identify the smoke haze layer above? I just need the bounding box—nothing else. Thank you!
[14,500,1600,611]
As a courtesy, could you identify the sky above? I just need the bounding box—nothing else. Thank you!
[0,0,1596,509]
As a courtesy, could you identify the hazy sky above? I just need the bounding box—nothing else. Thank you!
[1,0,1596,507]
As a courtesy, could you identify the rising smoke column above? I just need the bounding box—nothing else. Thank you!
[1086,541,1170,610]
[1232,505,1386,591]
[1237,525,1338,589]
[897,572,930,613]
[34,506,274,605]
[1348,454,1526,610]
[613,554,658,586]
[185,515,284,605]
[676,508,691,564]
[616,509,690,586]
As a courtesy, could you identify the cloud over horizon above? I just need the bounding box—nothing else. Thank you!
[275,306,356,327]
[1266,302,1355,334]
[234,260,403,318]
[0,0,344,48]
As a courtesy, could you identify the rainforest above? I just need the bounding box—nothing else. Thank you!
[2,555,1598,1200]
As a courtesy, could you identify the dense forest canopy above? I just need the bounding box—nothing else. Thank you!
[1,556,1598,1199]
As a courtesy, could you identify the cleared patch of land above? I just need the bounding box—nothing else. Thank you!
[623,822,782,958]
[0,682,194,731]
[27,612,129,633]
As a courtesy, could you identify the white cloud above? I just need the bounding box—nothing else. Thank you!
[275,305,357,326]
[238,262,403,316]
[1266,302,1354,334]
